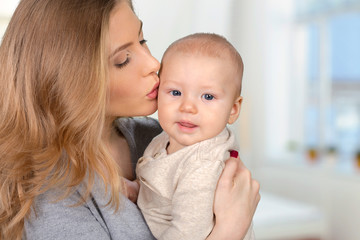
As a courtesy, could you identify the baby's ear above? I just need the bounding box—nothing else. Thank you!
[228,96,243,124]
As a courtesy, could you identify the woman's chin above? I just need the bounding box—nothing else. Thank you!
[132,104,158,117]
[143,107,158,117]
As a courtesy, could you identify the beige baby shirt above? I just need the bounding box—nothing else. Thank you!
[136,127,255,240]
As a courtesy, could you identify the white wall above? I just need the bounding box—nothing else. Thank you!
[133,0,233,62]
[0,1,19,16]
[0,1,17,37]
[227,0,267,169]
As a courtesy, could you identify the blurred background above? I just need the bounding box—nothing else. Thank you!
[1,0,359,239]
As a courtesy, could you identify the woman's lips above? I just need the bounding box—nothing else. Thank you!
[147,82,159,99]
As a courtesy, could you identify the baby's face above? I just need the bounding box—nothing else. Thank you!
[158,53,240,151]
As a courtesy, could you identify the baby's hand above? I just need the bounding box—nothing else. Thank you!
[122,178,140,203]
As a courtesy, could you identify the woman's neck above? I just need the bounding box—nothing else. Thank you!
[103,116,117,144]
[104,117,134,180]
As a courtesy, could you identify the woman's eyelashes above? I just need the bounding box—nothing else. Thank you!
[115,57,130,69]
[114,40,147,69]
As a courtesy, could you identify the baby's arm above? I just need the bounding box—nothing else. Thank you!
[158,159,222,240]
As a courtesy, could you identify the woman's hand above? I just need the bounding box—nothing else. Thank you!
[208,151,260,240]
[122,178,140,203]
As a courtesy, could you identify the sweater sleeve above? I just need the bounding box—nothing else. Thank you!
[24,190,110,240]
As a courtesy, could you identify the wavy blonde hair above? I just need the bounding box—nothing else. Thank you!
[0,0,132,238]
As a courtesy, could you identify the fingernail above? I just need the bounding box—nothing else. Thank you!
[230,150,238,158]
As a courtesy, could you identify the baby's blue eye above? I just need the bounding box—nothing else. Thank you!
[203,94,214,100]
[170,90,181,96]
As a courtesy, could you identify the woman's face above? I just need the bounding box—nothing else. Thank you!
[106,1,160,118]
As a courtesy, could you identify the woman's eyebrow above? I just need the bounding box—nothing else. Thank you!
[109,42,132,59]
[109,20,143,59]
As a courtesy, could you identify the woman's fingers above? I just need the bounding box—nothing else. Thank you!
[254,179,261,203]
[217,156,239,189]
[212,152,260,239]
[233,159,261,210]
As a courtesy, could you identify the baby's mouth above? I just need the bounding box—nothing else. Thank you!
[178,121,197,128]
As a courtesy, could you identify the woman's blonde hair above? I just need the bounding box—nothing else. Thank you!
[0,0,132,238]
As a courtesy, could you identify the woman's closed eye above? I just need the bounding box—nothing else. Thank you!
[115,57,130,69]
[114,50,131,69]
[202,93,214,100]
[114,40,147,69]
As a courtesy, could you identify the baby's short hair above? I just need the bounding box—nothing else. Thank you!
[160,33,244,95]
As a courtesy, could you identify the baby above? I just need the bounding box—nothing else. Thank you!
[136,33,254,240]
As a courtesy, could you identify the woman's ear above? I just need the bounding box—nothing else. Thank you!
[228,96,243,124]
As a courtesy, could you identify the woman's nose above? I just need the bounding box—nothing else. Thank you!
[179,97,197,114]
[142,45,160,76]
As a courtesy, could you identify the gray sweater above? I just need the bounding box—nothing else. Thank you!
[24,117,162,240]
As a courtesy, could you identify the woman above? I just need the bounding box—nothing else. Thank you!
[0,0,260,239]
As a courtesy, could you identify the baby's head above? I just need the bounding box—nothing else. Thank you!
[160,33,243,96]
[158,33,244,152]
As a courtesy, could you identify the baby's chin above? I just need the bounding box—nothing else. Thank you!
[171,135,208,148]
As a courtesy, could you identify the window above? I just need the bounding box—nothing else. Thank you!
[268,0,360,173]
